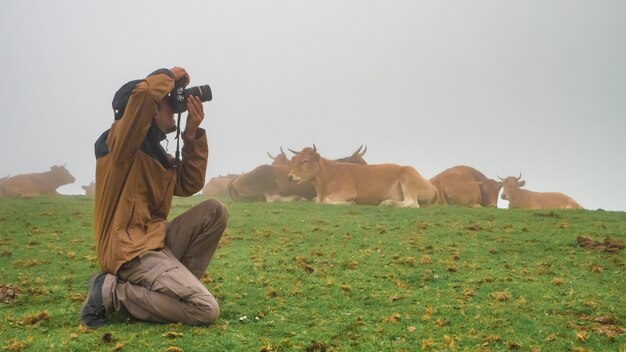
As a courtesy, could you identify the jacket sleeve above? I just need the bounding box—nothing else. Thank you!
[174,128,208,196]
[107,73,174,167]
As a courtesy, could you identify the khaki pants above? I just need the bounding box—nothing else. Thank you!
[101,199,229,325]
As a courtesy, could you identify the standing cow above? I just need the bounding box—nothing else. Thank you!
[499,174,583,209]
[430,165,502,207]
[287,146,437,207]
[0,165,76,197]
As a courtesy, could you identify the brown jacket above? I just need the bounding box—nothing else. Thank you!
[94,72,208,274]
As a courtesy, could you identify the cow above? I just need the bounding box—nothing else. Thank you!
[201,174,239,196]
[499,174,583,209]
[287,146,437,207]
[0,165,76,197]
[229,146,370,202]
[82,181,96,196]
[429,165,502,207]
[228,164,316,202]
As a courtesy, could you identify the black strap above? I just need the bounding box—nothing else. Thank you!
[175,112,182,163]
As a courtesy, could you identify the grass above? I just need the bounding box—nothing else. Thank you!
[0,196,625,351]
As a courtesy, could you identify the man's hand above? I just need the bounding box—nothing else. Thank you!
[183,95,204,139]
[170,67,190,87]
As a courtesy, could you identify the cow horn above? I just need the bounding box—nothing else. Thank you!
[354,144,363,155]
[360,146,367,157]
[517,173,522,181]
[497,175,505,181]
[267,152,276,160]
[288,148,300,155]
[280,146,286,156]
[313,144,317,152]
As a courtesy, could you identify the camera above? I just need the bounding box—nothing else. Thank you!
[168,81,212,113]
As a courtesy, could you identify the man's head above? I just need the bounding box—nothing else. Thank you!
[154,97,176,134]
[111,69,178,133]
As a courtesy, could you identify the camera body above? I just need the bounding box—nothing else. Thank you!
[168,81,212,113]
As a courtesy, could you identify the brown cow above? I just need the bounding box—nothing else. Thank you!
[228,164,316,202]
[82,181,96,196]
[0,165,76,197]
[287,146,437,207]
[430,165,502,207]
[229,146,370,202]
[499,174,583,209]
[201,174,239,196]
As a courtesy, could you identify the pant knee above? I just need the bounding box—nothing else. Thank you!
[201,199,229,227]
[190,295,220,325]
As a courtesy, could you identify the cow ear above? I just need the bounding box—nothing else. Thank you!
[518,180,525,187]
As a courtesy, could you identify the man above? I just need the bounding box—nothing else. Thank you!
[80,67,229,328]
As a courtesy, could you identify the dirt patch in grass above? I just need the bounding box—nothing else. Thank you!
[0,285,19,303]
[570,315,626,339]
[304,341,329,352]
[13,259,49,267]
[19,311,48,326]
[3,339,30,351]
[577,236,624,253]
[534,211,561,218]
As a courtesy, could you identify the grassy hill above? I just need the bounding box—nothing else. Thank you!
[0,196,624,351]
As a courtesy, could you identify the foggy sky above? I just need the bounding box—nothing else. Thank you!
[1,1,625,211]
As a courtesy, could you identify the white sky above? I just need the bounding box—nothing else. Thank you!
[1,1,624,211]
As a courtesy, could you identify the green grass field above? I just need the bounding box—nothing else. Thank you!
[0,196,624,351]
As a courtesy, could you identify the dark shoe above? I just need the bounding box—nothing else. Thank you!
[79,272,108,328]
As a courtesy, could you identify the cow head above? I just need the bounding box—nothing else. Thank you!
[498,174,524,201]
[335,145,368,164]
[267,147,292,166]
[478,178,503,207]
[288,146,321,183]
[50,165,76,184]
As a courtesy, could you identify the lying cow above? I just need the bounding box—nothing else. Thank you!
[499,174,583,209]
[228,164,316,202]
[82,180,96,196]
[229,146,369,202]
[430,165,502,207]
[201,174,239,196]
[287,146,437,207]
[0,165,76,197]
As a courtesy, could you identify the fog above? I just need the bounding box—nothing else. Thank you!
[1,1,624,211]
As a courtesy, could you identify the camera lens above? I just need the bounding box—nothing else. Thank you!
[185,85,212,103]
